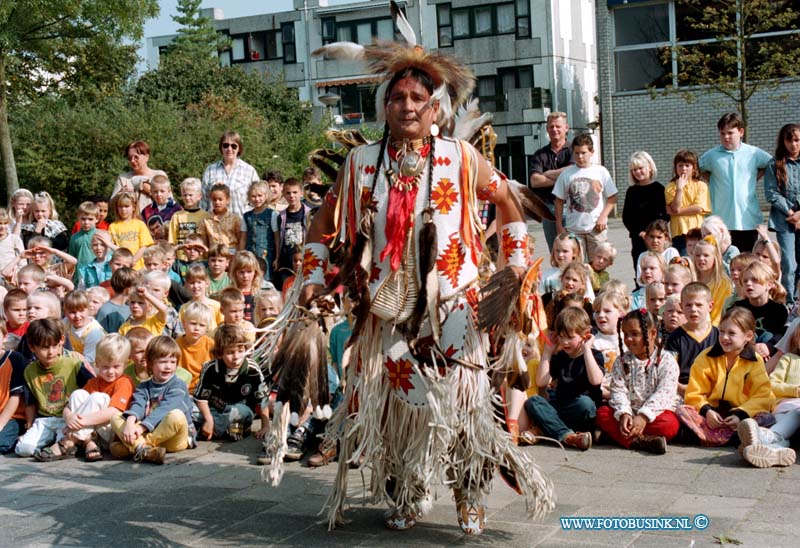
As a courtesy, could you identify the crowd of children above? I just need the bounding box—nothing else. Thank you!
[1,116,799,476]
[0,151,337,466]
[526,115,800,469]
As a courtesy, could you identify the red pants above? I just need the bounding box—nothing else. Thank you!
[596,405,680,449]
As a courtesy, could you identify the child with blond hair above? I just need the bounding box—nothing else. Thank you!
[588,242,617,292]
[35,334,134,462]
[63,290,106,364]
[108,192,154,270]
[693,238,733,325]
[169,177,209,260]
[110,336,196,464]
[176,301,214,391]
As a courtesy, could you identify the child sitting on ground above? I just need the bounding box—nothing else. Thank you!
[0,325,27,453]
[540,232,583,299]
[662,294,686,336]
[143,269,182,338]
[701,215,740,276]
[253,289,283,327]
[737,323,800,468]
[676,307,774,447]
[34,334,134,462]
[207,244,233,295]
[63,290,106,364]
[4,289,29,351]
[596,309,680,454]
[664,261,693,298]
[123,327,193,388]
[87,286,110,317]
[16,319,95,458]
[193,324,268,441]
[692,237,733,325]
[734,261,787,359]
[630,252,665,310]
[219,287,256,343]
[665,283,718,397]
[588,242,617,293]
[110,336,196,464]
[724,253,759,310]
[96,267,138,334]
[180,265,223,332]
[118,285,168,337]
[524,307,604,451]
[176,301,215,392]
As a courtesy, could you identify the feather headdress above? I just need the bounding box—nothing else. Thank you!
[312,1,475,124]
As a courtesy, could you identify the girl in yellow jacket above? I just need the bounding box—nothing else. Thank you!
[676,307,774,446]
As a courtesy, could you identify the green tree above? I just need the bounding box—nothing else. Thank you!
[666,0,800,137]
[0,0,159,200]
[167,0,230,61]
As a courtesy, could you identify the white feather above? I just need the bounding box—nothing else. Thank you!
[391,1,417,45]
[375,79,390,123]
[453,98,493,141]
[313,405,324,420]
[322,404,333,420]
[311,42,365,61]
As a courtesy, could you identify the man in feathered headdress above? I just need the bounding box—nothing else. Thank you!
[293,2,554,535]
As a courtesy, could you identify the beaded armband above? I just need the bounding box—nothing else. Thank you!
[301,242,329,287]
[500,222,529,268]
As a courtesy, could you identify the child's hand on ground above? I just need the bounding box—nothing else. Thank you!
[200,420,214,441]
[706,409,724,429]
[255,425,270,439]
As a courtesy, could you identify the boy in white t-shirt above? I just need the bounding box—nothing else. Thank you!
[553,134,618,261]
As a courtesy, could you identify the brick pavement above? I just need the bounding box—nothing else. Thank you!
[1,220,797,548]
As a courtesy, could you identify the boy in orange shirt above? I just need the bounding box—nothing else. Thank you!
[0,323,27,453]
[35,334,134,462]
[177,301,214,392]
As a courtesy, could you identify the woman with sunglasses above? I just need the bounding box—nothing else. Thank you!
[201,131,259,217]
[111,141,167,216]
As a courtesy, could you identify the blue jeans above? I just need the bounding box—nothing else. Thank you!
[0,419,21,453]
[542,201,559,252]
[776,230,800,303]
[524,394,597,441]
[194,403,254,439]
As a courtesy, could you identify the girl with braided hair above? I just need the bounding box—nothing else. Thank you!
[595,309,680,454]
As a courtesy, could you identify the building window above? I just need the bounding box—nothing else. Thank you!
[437,4,453,47]
[230,31,283,63]
[327,84,377,123]
[612,0,800,92]
[322,17,396,46]
[449,3,517,40]
[477,76,500,112]
[322,17,336,45]
[282,22,296,63]
[516,0,530,38]
[476,65,532,112]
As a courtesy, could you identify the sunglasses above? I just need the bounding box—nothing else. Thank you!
[222,143,239,150]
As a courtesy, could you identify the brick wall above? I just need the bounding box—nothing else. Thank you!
[595,1,800,213]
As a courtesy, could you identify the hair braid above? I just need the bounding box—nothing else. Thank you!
[617,316,629,375]
[639,309,650,360]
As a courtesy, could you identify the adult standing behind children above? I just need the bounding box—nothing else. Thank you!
[529,111,573,252]
[201,131,259,217]
[111,141,167,215]
[700,112,771,252]
[553,133,618,261]
[764,123,800,303]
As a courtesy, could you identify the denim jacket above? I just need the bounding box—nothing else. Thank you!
[244,207,277,281]
[765,157,800,232]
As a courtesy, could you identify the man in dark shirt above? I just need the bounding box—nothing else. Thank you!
[528,111,573,251]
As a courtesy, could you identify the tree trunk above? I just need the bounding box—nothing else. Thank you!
[0,55,20,201]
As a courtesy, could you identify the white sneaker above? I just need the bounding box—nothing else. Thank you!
[743,445,796,468]
[736,418,759,455]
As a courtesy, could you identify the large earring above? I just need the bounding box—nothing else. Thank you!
[430,123,440,137]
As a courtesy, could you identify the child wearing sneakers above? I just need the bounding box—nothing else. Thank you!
[110,336,195,464]
[16,319,95,458]
[524,307,604,451]
[193,325,267,441]
[737,323,800,468]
